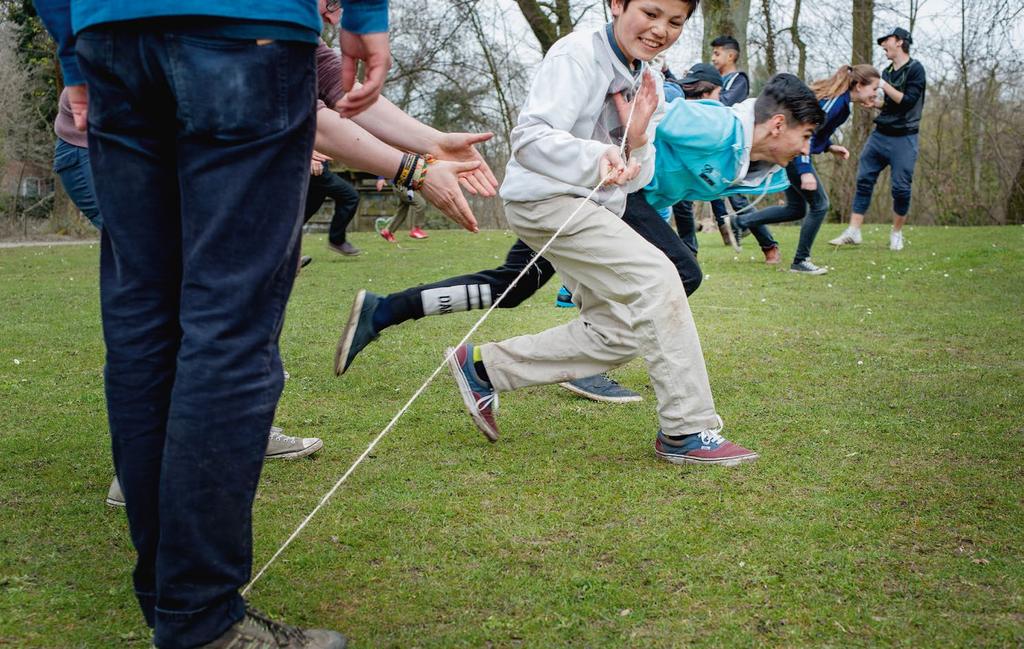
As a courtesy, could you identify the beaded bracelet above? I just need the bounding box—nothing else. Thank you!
[392,153,417,187]
[409,154,435,191]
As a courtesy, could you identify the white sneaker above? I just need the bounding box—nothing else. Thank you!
[106,476,126,507]
[889,230,904,251]
[265,425,323,459]
[789,260,828,275]
[829,228,862,246]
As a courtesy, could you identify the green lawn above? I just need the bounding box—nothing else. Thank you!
[1,224,1022,647]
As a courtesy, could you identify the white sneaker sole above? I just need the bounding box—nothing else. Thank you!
[445,347,499,442]
[557,381,643,403]
[655,448,760,466]
[789,268,828,276]
[334,289,366,376]
[266,437,324,460]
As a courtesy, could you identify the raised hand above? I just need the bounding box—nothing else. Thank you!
[419,159,482,233]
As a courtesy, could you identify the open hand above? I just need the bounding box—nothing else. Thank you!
[431,132,499,197]
[419,159,482,232]
[829,145,850,161]
[612,69,658,150]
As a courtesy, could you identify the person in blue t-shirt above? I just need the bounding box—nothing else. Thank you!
[733,64,880,275]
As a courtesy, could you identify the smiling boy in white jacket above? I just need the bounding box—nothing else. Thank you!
[445,0,761,466]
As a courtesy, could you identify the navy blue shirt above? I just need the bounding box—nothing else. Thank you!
[794,91,852,175]
[875,58,926,136]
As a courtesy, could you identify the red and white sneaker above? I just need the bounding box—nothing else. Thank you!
[445,344,499,442]
[409,226,429,239]
[380,228,397,243]
[654,419,758,466]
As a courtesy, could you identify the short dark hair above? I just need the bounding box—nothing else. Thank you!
[682,81,719,99]
[898,38,910,54]
[754,73,825,127]
[616,0,700,18]
[711,35,740,53]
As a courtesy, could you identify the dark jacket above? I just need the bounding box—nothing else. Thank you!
[875,58,926,136]
[720,70,750,107]
[794,91,852,175]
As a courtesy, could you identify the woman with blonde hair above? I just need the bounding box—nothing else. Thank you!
[732,64,880,274]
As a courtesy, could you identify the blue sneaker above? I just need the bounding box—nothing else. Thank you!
[334,289,381,376]
[446,344,499,442]
[558,374,642,403]
[555,285,574,308]
[654,418,758,466]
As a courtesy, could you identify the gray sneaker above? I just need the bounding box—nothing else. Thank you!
[106,476,125,508]
[558,374,642,403]
[328,241,361,256]
[266,425,323,460]
[196,607,346,649]
[789,260,828,275]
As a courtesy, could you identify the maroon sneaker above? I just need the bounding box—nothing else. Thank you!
[445,344,499,442]
[654,424,758,466]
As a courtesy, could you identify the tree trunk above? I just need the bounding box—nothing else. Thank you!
[701,0,751,71]
[1007,154,1024,225]
[790,0,807,80]
[833,0,874,222]
[760,0,777,77]
[514,0,574,53]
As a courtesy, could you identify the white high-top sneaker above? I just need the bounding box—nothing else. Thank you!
[889,230,905,251]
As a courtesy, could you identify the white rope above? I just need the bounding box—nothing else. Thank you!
[243,64,649,597]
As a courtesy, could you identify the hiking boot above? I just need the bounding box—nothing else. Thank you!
[379,228,397,243]
[558,374,642,403]
[763,246,781,265]
[654,419,758,466]
[889,230,904,251]
[196,607,346,649]
[266,426,323,460]
[790,259,828,275]
[829,228,862,246]
[555,285,574,308]
[106,476,125,508]
[374,217,393,235]
[446,343,499,442]
[334,289,381,376]
[409,226,429,239]
[328,241,361,256]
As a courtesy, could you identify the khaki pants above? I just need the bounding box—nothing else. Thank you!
[481,195,719,436]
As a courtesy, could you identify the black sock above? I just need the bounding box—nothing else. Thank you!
[473,360,490,384]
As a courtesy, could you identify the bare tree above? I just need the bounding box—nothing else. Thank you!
[760,0,777,76]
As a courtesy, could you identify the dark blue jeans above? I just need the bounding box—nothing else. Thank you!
[712,193,777,250]
[53,138,102,230]
[304,170,360,244]
[671,200,698,253]
[735,161,829,264]
[76,28,316,649]
[852,131,919,216]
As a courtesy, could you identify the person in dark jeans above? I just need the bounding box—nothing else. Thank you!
[830,27,926,251]
[707,34,778,260]
[334,191,703,403]
[52,88,101,230]
[305,167,361,256]
[35,0,389,646]
[735,64,881,275]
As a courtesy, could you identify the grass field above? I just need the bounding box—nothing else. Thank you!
[1,224,1022,647]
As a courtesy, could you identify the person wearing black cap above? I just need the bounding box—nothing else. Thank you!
[830,27,926,251]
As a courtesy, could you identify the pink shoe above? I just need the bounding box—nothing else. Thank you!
[409,226,429,240]
[380,228,397,243]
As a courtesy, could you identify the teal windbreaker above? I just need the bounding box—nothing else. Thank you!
[643,98,790,210]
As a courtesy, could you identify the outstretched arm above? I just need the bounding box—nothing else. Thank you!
[315,108,480,232]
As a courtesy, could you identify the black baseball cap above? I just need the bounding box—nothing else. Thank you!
[680,63,723,87]
[877,27,912,45]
